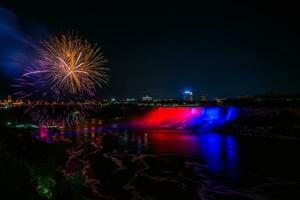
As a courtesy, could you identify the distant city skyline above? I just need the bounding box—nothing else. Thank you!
[1,1,300,98]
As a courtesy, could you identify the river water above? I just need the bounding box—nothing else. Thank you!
[33,124,300,200]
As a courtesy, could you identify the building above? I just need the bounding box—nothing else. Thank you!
[215,97,227,104]
[198,95,207,102]
[142,95,153,101]
[236,95,249,100]
[183,90,193,101]
[125,98,137,103]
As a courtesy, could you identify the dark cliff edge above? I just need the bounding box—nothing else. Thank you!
[213,107,300,140]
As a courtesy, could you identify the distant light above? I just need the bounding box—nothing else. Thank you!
[184,90,191,94]
[111,98,116,102]
[7,121,11,125]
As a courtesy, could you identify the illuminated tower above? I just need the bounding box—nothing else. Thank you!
[188,92,193,101]
[183,90,193,101]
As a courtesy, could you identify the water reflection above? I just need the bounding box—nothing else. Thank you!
[146,131,238,175]
[34,125,239,174]
[197,133,238,177]
[38,125,48,139]
[31,123,300,200]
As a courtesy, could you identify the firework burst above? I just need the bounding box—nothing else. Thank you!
[22,33,109,96]
[13,33,109,126]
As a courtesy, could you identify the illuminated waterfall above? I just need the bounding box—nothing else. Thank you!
[132,106,238,130]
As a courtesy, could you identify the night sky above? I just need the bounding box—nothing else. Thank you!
[0,0,299,99]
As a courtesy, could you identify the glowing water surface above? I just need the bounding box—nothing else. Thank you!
[33,124,300,199]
